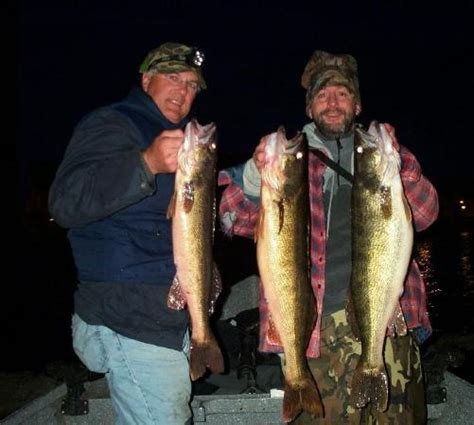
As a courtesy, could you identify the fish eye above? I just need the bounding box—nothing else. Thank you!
[356,146,363,154]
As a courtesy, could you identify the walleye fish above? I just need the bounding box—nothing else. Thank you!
[256,127,323,423]
[349,121,413,411]
[167,119,224,381]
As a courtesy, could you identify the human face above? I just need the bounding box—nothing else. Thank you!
[309,85,361,138]
[141,71,199,123]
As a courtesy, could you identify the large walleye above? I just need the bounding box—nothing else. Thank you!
[256,127,323,423]
[167,119,224,381]
[349,121,413,411]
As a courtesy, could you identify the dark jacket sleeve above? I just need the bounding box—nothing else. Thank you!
[48,108,156,228]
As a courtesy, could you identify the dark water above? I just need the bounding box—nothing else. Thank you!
[7,214,474,384]
[415,217,474,383]
[416,219,474,331]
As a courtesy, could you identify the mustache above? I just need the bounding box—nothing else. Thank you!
[321,108,346,115]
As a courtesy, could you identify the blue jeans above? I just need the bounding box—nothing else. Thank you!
[72,314,192,425]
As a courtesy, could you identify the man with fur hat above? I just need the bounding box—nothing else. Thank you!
[49,42,208,424]
[219,50,439,423]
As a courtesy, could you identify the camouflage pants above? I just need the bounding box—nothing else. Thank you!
[288,310,426,425]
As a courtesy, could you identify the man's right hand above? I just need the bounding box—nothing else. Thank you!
[142,129,185,174]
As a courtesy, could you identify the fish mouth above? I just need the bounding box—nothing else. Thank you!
[275,127,304,154]
[262,127,305,159]
[179,119,217,176]
[364,121,395,156]
[261,128,305,192]
[368,121,384,140]
[197,120,216,136]
[183,119,217,152]
[355,124,378,150]
[355,121,401,186]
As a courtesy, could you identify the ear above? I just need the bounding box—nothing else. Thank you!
[354,103,362,116]
[141,73,150,92]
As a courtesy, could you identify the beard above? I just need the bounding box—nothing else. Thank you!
[313,108,356,139]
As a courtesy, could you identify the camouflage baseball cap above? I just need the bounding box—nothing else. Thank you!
[139,42,207,90]
[301,50,360,107]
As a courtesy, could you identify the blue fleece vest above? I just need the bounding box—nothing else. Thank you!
[69,89,185,286]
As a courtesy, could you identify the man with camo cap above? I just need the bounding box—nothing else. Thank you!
[218,49,439,423]
[49,41,208,424]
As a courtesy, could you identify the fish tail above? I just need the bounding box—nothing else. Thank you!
[189,338,224,381]
[282,377,324,423]
[350,363,389,411]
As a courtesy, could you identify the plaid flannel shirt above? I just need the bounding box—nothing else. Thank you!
[218,145,439,357]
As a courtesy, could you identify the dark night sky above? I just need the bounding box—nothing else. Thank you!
[18,0,474,197]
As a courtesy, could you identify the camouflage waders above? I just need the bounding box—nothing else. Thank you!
[286,310,426,424]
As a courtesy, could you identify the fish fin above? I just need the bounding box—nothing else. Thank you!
[388,302,408,336]
[255,208,264,243]
[282,376,324,423]
[349,363,389,412]
[267,315,282,346]
[167,275,187,310]
[182,181,195,213]
[402,194,412,223]
[277,199,285,234]
[208,262,222,315]
[345,298,361,341]
[166,191,177,219]
[380,186,392,218]
[212,197,217,240]
[189,336,225,381]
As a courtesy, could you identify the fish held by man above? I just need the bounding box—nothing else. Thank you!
[256,127,323,423]
[348,121,413,411]
[167,119,224,381]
